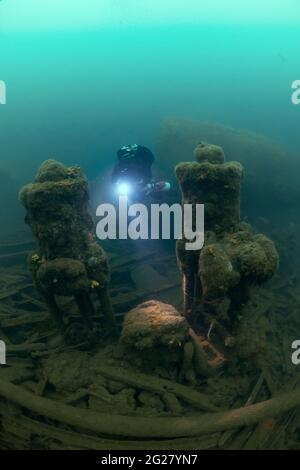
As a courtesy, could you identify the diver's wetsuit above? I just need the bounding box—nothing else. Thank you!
[112,144,155,187]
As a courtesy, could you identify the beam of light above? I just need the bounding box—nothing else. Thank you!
[0,0,299,33]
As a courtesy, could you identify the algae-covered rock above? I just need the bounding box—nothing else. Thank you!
[120,300,189,374]
[229,233,279,284]
[200,228,279,300]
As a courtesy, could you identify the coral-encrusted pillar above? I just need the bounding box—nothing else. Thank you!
[20,159,116,343]
[176,143,279,346]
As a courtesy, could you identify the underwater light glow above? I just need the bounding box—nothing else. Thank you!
[116,182,132,197]
[0,0,299,33]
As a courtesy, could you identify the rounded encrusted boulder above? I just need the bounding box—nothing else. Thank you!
[120,301,189,372]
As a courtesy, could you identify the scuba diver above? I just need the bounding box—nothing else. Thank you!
[112,144,170,201]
